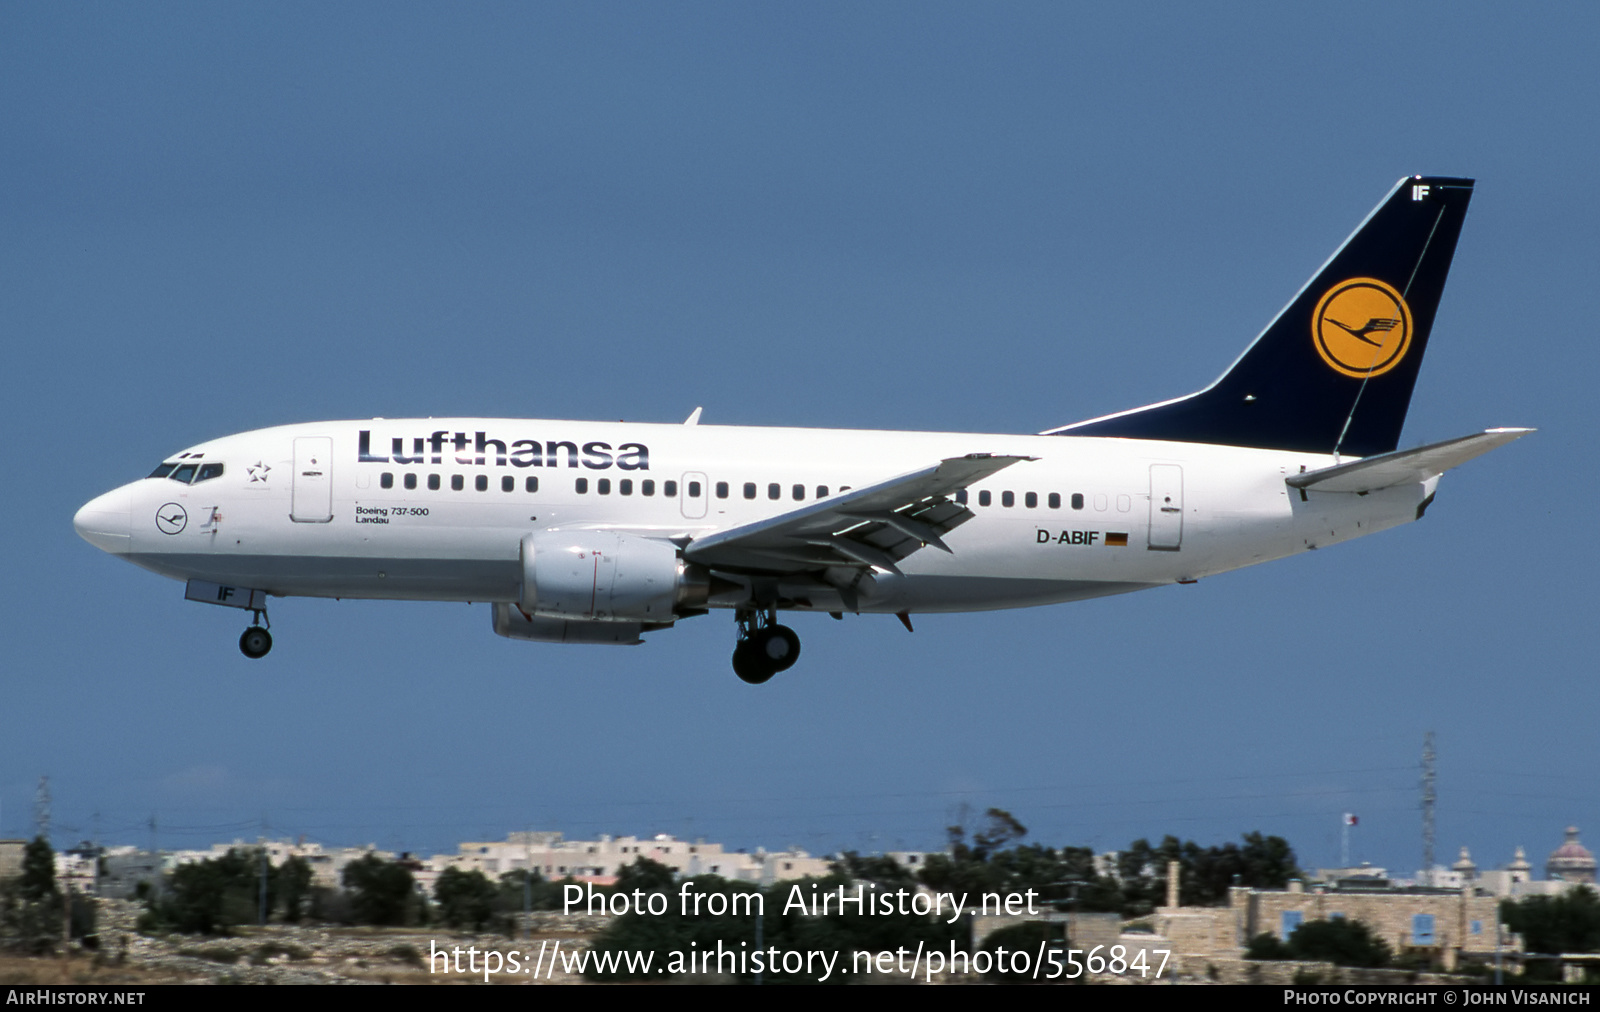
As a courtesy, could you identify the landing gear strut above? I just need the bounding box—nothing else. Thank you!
[239,609,272,659]
[732,606,800,684]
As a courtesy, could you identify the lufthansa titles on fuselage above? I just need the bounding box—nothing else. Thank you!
[357,429,649,470]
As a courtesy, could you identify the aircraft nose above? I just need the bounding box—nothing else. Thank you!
[74,485,133,554]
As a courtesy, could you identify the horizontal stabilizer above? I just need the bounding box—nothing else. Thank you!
[1287,428,1533,493]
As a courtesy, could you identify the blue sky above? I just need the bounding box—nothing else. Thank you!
[4,3,1595,877]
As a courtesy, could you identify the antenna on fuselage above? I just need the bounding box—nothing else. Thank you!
[684,407,703,425]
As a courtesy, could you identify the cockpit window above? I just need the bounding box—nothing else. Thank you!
[147,459,223,483]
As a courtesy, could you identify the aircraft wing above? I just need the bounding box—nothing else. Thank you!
[1286,428,1534,494]
[682,454,1032,575]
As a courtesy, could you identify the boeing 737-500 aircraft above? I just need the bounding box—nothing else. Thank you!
[75,176,1529,683]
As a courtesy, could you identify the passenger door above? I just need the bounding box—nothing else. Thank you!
[291,437,334,523]
[1148,464,1183,550]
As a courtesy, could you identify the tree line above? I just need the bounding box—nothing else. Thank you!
[0,837,571,943]
[136,850,571,935]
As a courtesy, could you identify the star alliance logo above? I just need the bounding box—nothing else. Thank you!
[248,462,271,482]
[1312,277,1413,379]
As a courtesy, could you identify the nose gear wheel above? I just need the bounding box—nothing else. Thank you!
[239,608,272,659]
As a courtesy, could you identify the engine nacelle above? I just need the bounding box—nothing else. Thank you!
[518,530,708,622]
[491,603,643,645]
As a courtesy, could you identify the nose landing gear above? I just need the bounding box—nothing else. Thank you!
[239,609,272,659]
[732,607,800,684]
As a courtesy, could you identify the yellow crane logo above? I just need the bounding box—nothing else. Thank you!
[1312,277,1412,379]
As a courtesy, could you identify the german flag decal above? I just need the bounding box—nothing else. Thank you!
[1105,532,1129,547]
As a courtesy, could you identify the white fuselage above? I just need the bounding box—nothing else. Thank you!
[74,418,1432,618]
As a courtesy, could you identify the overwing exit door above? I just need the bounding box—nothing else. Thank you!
[680,472,708,519]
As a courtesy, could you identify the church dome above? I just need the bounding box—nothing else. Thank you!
[1547,827,1597,883]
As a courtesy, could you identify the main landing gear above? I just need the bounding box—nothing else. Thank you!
[239,609,272,659]
[732,607,800,684]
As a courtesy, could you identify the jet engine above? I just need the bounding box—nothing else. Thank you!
[516,530,710,622]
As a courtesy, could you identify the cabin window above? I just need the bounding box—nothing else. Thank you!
[816,486,829,498]
[525,476,539,493]
[955,489,968,505]
[1048,492,1061,509]
[792,484,805,501]
[743,482,757,500]
[475,475,488,492]
[642,479,655,496]
[664,480,677,496]
[768,483,781,500]
[428,474,441,491]
[451,474,464,491]
[687,480,701,497]
[715,481,729,499]
[619,479,633,495]
[404,473,417,490]
[502,476,514,492]
[598,478,611,495]
[575,477,588,494]
[381,473,394,490]
[1094,493,1109,511]
[1024,491,1037,508]
[1001,491,1015,507]
[1071,493,1085,510]
[978,490,991,507]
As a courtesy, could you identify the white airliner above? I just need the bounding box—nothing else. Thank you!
[75,176,1529,682]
